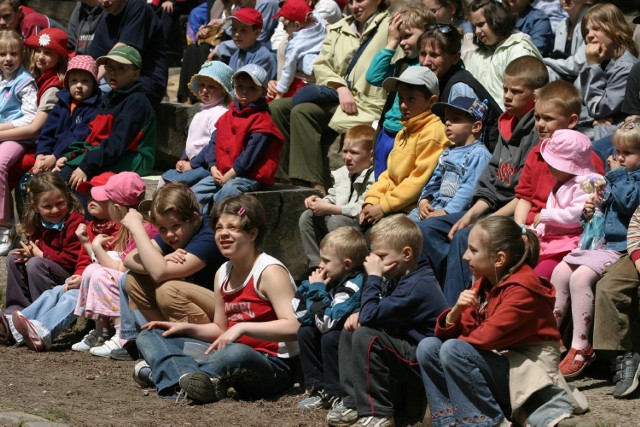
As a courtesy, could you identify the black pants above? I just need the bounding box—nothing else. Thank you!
[297,326,342,396]
[339,327,426,421]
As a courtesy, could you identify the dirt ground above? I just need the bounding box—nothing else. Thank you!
[1,263,639,426]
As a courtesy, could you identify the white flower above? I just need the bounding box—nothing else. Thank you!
[38,34,51,47]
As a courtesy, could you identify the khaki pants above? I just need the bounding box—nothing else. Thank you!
[125,271,216,324]
[593,255,640,351]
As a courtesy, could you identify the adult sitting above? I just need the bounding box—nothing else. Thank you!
[270,0,390,194]
[418,23,501,151]
[88,0,168,106]
[134,194,299,403]
[422,0,472,33]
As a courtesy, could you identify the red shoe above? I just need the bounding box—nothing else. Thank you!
[560,345,596,378]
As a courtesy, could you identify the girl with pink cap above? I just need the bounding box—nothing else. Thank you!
[32,55,102,174]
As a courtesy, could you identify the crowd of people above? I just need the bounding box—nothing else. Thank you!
[0,0,640,425]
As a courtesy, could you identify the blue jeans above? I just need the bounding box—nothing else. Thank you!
[416,337,510,427]
[418,212,472,306]
[137,329,292,399]
[373,128,397,180]
[18,285,78,341]
[119,272,147,342]
[161,167,211,187]
[191,175,262,215]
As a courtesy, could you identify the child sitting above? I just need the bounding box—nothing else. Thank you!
[328,215,447,426]
[190,64,284,213]
[0,174,116,351]
[267,0,326,100]
[360,67,450,226]
[293,226,367,410]
[299,125,374,271]
[32,55,102,174]
[161,60,233,187]
[4,173,90,315]
[72,172,156,357]
[57,45,156,190]
[365,5,435,178]
[408,96,491,221]
[227,8,277,81]
[551,117,640,378]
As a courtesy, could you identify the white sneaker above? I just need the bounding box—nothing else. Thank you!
[90,334,122,357]
[0,226,15,256]
[72,329,104,352]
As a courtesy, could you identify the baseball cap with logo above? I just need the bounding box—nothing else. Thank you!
[233,64,269,89]
[97,45,142,69]
[382,66,440,96]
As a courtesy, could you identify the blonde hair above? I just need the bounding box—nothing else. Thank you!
[368,214,422,260]
[398,5,435,32]
[0,30,24,67]
[612,117,640,153]
[535,80,582,117]
[20,172,83,236]
[582,3,638,59]
[320,226,368,268]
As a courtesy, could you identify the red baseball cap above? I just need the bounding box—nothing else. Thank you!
[229,8,263,29]
[273,0,312,23]
[77,172,116,194]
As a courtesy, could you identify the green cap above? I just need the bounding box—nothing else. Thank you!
[97,45,142,69]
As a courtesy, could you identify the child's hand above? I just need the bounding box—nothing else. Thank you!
[360,204,384,225]
[221,168,236,185]
[426,209,447,219]
[582,196,597,221]
[165,248,188,264]
[210,166,224,185]
[63,275,82,292]
[142,321,188,337]
[386,12,403,49]
[267,80,278,99]
[121,208,144,229]
[309,266,329,284]
[337,86,358,115]
[161,0,173,12]
[532,213,542,228]
[344,312,360,331]
[607,154,621,171]
[364,252,387,277]
[586,41,606,65]
[304,195,321,208]
[92,234,114,250]
[418,199,434,219]
[210,323,244,352]
[448,211,476,240]
[69,168,88,190]
[309,199,334,216]
[176,160,192,172]
[53,156,67,172]
[29,240,44,258]
[75,223,89,244]
[33,154,56,173]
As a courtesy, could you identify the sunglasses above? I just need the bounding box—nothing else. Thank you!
[426,23,457,34]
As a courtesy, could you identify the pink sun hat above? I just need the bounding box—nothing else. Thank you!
[91,172,146,207]
[64,55,99,88]
[540,129,596,176]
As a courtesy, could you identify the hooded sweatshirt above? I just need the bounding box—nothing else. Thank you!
[435,264,560,350]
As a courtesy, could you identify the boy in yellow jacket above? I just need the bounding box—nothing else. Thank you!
[360,67,450,226]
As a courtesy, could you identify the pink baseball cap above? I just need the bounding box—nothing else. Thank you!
[91,172,146,206]
[273,0,312,22]
[77,172,116,194]
[229,8,263,29]
[64,55,99,88]
[540,129,595,176]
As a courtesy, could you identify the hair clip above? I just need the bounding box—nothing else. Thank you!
[518,223,526,235]
[237,207,245,216]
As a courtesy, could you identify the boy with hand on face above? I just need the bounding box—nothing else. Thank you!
[328,215,447,427]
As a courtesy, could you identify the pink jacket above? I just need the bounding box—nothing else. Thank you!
[534,173,603,257]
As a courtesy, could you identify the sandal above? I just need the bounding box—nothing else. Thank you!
[560,345,596,378]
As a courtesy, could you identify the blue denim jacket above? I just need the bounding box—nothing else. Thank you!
[603,167,640,251]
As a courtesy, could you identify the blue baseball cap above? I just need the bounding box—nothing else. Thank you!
[432,96,488,122]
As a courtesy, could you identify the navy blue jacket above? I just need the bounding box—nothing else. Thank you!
[36,88,101,158]
[359,262,448,345]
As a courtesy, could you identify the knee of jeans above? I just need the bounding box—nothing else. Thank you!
[298,209,313,228]
[439,339,469,367]
[416,337,442,364]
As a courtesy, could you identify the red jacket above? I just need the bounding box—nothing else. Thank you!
[31,211,91,276]
[435,264,560,351]
[215,101,284,186]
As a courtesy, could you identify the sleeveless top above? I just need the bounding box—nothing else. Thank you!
[0,66,35,124]
[217,253,299,358]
